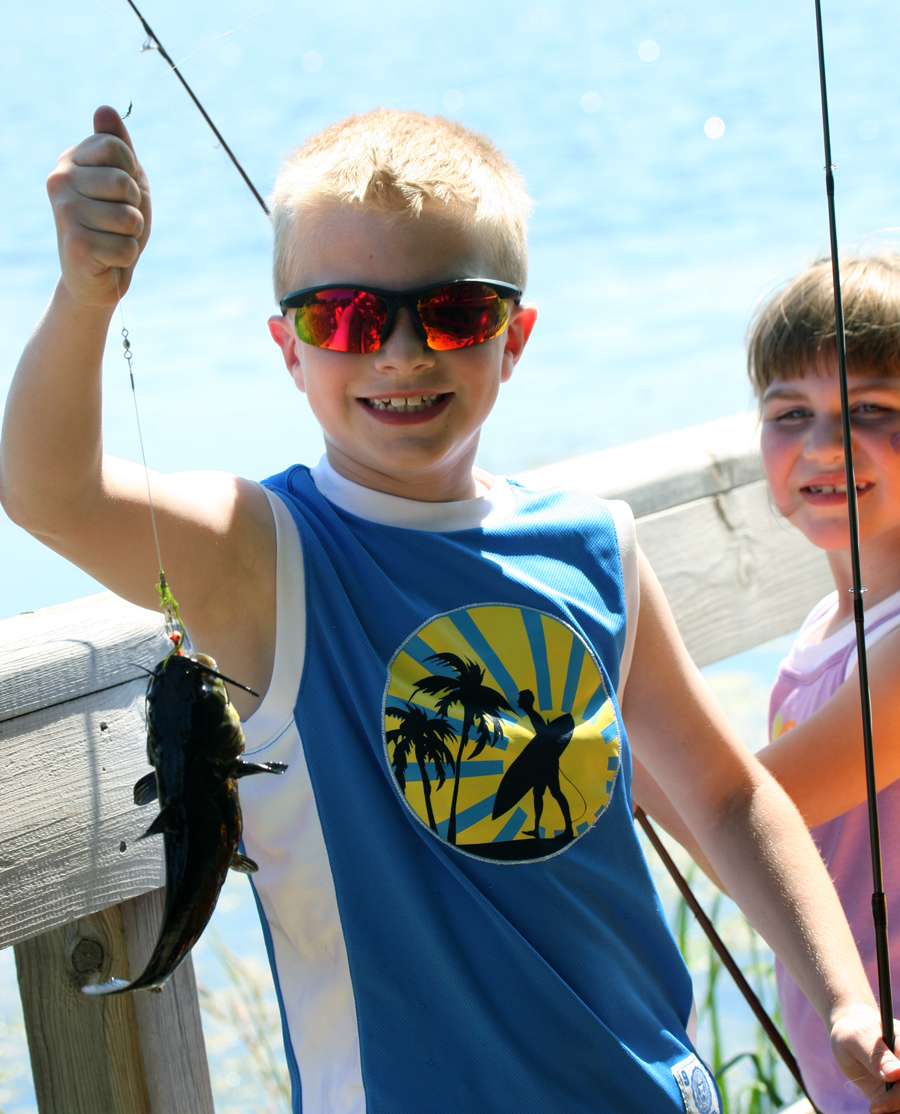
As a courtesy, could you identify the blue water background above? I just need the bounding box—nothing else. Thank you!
[2,2,897,1109]
[1,0,899,614]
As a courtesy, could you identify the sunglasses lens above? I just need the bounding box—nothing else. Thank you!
[417,283,510,350]
[294,289,386,353]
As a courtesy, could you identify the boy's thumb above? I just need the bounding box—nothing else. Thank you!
[93,105,134,151]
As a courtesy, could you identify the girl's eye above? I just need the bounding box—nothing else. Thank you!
[852,403,890,416]
[769,407,812,422]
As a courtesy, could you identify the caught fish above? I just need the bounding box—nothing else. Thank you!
[83,650,286,995]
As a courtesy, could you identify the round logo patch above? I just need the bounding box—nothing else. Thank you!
[383,605,620,861]
[691,1066,714,1114]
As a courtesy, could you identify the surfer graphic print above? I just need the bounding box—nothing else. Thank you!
[385,605,621,860]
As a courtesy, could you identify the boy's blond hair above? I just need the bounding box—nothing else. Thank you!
[747,253,900,395]
[269,109,531,300]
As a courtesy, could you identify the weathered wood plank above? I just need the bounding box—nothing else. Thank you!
[0,680,164,949]
[0,592,169,723]
[519,410,763,517]
[120,888,215,1114]
[14,904,151,1114]
[637,481,833,667]
[0,411,831,938]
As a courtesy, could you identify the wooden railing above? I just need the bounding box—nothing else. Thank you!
[0,411,831,1112]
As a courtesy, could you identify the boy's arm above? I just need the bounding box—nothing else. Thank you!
[631,754,725,889]
[623,548,900,1109]
[0,108,275,714]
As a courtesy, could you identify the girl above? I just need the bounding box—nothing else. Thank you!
[745,254,900,1112]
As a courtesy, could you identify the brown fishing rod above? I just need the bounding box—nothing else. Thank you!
[123,0,270,216]
[635,807,819,1110]
[813,0,895,1073]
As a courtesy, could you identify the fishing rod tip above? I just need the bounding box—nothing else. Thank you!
[892,432,900,453]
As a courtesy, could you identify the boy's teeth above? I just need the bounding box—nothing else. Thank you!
[368,394,441,413]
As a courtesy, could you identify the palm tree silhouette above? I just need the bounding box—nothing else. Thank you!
[413,653,513,844]
[386,703,457,833]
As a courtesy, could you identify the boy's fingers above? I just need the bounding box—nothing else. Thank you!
[831,1007,900,1109]
[91,105,151,208]
[77,106,151,252]
[65,228,142,275]
[70,165,143,209]
[66,194,145,241]
[843,1041,900,1112]
[93,104,135,152]
[69,132,138,177]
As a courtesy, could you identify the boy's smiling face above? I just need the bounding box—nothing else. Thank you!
[760,361,900,552]
[268,205,536,501]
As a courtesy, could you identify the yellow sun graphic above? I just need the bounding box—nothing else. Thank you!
[384,605,620,861]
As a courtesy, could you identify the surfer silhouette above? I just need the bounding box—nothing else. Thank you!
[492,689,575,839]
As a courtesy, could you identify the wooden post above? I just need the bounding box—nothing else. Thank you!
[120,888,215,1114]
[13,889,214,1114]
[14,904,151,1114]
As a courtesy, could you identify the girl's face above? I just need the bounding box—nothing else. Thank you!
[760,360,900,551]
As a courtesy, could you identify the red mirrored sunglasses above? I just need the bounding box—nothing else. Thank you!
[279,279,522,354]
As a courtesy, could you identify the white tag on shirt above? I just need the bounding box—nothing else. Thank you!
[671,1053,720,1114]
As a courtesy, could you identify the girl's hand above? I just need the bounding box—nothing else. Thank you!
[829,1004,900,1112]
[46,106,151,308]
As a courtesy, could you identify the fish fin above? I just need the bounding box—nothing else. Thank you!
[229,852,259,874]
[133,772,158,806]
[139,806,175,840]
[232,760,288,778]
[82,978,132,996]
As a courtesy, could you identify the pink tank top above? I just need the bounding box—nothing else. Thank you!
[769,589,900,1113]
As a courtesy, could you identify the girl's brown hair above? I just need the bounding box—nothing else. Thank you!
[747,254,900,396]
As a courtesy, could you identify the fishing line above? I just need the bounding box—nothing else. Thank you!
[112,266,185,649]
[143,8,270,80]
[123,0,270,216]
[813,0,896,1070]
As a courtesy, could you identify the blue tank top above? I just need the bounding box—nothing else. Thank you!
[259,464,710,1114]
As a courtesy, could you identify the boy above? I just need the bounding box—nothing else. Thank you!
[2,106,899,1114]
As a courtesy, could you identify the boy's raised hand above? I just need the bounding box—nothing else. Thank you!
[47,106,151,307]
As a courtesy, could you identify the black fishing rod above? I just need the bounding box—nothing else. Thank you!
[813,0,895,1070]
[123,0,270,216]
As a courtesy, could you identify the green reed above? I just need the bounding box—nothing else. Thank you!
[196,928,291,1114]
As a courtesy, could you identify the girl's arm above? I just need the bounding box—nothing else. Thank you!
[623,548,900,1109]
[757,625,900,826]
